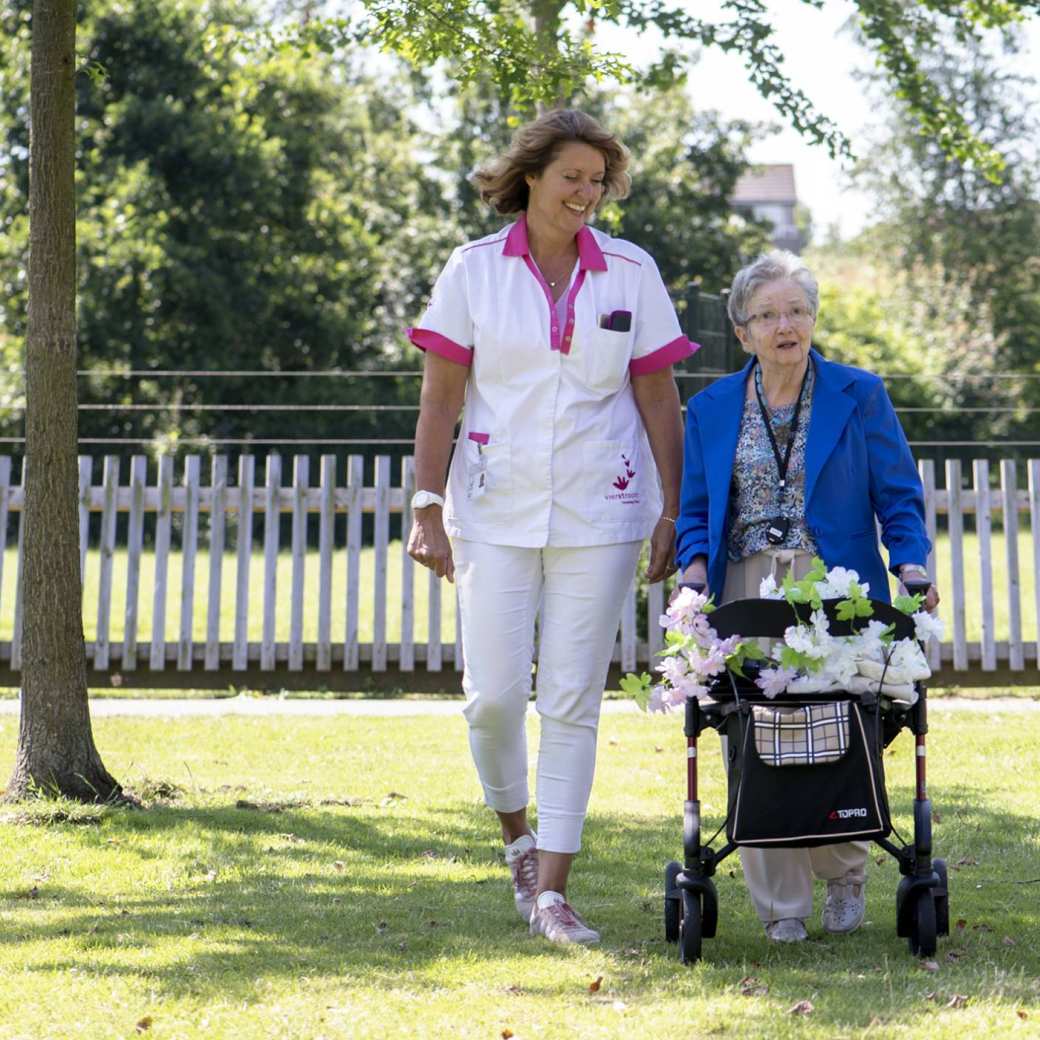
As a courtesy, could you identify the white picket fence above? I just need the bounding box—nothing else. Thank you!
[0,453,1038,685]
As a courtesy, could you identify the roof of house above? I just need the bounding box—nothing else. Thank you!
[731,163,798,204]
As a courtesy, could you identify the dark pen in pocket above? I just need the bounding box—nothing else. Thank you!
[599,309,632,332]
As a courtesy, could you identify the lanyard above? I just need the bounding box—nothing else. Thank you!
[753,360,811,504]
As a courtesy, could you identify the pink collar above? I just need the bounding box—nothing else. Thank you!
[502,211,607,271]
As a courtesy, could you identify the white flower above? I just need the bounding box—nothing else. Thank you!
[783,622,830,660]
[912,610,945,644]
[815,566,860,599]
[817,636,861,686]
[756,666,798,699]
[888,638,932,681]
[855,619,893,663]
[759,574,785,600]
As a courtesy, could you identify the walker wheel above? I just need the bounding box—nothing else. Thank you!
[908,890,937,957]
[679,889,702,964]
[933,859,950,937]
[664,861,681,943]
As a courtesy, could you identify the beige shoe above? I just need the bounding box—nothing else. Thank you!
[823,872,866,934]
[765,918,808,942]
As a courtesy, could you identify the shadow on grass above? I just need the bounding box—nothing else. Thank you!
[1,783,1037,1025]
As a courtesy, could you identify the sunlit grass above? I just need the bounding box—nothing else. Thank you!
[0,709,1037,1039]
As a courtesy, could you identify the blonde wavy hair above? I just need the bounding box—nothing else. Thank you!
[473,109,631,216]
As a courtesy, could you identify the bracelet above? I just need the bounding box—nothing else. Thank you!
[659,515,677,525]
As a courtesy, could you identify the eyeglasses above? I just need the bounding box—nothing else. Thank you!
[745,305,815,328]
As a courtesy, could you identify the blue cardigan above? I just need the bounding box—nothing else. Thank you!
[675,350,930,603]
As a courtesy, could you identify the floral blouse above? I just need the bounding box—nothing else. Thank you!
[727,361,819,562]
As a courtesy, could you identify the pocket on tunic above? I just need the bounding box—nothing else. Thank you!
[572,327,633,395]
[581,439,642,521]
[463,435,512,516]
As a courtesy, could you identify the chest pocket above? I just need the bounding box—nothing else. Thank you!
[569,326,632,395]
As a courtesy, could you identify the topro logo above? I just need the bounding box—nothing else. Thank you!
[828,807,868,820]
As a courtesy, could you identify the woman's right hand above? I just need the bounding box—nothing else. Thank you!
[669,557,709,602]
[407,507,455,582]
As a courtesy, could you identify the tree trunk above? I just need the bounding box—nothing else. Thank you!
[5,0,121,802]
[531,0,566,113]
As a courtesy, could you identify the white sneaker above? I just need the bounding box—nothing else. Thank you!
[823,872,866,934]
[765,918,808,943]
[529,891,600,945]
[504,833,538,922]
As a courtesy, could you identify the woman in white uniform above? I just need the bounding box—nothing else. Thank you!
[407,109,695,944]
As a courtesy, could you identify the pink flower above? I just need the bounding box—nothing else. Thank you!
[755,666,798,699]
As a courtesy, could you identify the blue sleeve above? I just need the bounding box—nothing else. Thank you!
[860,377,931,575]
[675,397,710,570]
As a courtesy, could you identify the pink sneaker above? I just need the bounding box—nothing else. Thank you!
[504,833,538,921]
[529,891,600,945]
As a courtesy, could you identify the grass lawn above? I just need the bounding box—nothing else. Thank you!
[0,708,1037,1039]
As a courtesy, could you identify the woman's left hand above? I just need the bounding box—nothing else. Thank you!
[645,517,677,584]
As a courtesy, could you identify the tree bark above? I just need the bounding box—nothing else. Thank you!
[530,0,566,113]
[5,0,121,802]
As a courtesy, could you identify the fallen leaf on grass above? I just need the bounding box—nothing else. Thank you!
[954,856,978,868]
[946,994,968,1009]
[501,1030,514,1039]
[972,923,994,933]
[919,959,940,973]
[945,949,966,962]
[874,855,886,866]
[135,1017,153,1033]
[1002,936,1016,946]
[504,986,524,996]
[787,1000,814,1015]
[333,861,345,872]
[739,976,768,997]
[654,746,664,753]
[1018,1010,1029,1020]
[318,797,362,807]
[588,977,603,993]
[924,992,938,1002]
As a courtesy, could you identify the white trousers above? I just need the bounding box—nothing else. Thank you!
[723,549,870,923]
[453,538,642,854]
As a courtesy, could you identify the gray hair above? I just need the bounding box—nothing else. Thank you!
[726,250,819,328]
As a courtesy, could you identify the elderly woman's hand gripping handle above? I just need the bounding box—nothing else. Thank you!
[407,353,469,582]
[632,366,684,583]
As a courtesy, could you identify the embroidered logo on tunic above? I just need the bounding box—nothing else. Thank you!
[607,453,640,503]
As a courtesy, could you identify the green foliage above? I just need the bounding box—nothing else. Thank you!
[358,0,1038,171]
[893,593,924,615]
[0,0,460,448]
[618,669,652,709]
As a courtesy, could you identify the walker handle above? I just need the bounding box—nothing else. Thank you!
[904,580,932,599]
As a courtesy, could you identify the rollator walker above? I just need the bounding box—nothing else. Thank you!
[663,584,949,963]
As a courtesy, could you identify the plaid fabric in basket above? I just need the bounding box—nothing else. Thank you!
[752,701,850,766]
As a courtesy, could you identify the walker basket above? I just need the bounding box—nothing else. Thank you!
[722,695,892,847]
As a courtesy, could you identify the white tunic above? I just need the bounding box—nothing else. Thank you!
[408,214,696,548]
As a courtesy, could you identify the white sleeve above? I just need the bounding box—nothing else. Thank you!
[406,248,474,367]
[629,254,697,376]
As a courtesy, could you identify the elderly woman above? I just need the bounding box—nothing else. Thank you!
[675,250,938,944]
[406,109,694,944]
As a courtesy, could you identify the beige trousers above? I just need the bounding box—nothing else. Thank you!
[722,549,870,924]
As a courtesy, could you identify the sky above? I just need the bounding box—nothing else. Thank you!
[597,0,1039,242]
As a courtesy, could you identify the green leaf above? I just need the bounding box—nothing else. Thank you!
[893,593,923,615]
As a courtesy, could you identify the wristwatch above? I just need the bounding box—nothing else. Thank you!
[411,490,445,510]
